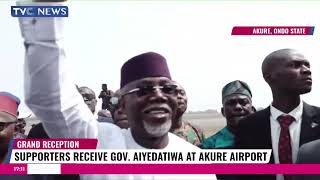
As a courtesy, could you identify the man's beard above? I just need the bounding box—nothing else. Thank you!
[143,120,172,138]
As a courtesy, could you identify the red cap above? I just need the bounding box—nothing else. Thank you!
[120,52,171,88]
[0,92,20,119]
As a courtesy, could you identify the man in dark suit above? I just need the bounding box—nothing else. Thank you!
[297,139,320,163]
[294,139,320,180]
[236,49,320,180]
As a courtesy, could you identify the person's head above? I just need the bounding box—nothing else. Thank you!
[171,82,187,129]
[221,80,255,132]
[262,49,312,96]
[120,52,178,141]
[0,92,20,162]
[77,86,97,114]
[102,84,108,91]
[110,90,129,129]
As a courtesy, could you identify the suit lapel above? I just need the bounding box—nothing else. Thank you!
[263,106,274,164]
[300,102,319,146]
[257,107,275,163]
[258,107,275,177]
[261,107,273,148]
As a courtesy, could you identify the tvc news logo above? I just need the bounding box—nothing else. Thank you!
[11,6,68,17]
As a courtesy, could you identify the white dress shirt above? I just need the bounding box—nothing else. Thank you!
[270,101,303,180]
[18,1,216,180]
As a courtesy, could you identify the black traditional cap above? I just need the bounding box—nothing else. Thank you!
[222,80,252,103]
[120,52,171,88]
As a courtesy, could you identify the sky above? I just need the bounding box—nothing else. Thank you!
[1,1,320,114]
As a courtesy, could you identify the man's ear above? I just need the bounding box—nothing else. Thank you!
[221,107,225,117]
[251,106,256,113]
[263,72,273,85]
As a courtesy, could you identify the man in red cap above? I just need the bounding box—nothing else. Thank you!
[0,92,20,163]
[18,0,216,179]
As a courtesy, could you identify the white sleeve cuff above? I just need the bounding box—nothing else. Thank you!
[17,1,66,42]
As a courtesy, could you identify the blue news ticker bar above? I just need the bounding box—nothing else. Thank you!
[11,6,68,17]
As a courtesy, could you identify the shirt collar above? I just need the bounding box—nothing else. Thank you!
[270,100,303,122]
[213,127,235,148]
[222,127,235,138]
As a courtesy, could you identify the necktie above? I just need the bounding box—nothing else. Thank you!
[278,115,295,180]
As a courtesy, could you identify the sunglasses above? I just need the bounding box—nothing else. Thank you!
[109,97,120,112]
[110,97,119,105]
[176,89,186,96]
[0,122,15,132]
[123,84,178,97]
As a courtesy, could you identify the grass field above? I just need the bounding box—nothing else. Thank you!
[183,112,225,137]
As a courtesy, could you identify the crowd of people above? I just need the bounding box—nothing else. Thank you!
[1,0,320,180]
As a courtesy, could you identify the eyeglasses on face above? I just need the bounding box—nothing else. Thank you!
[108,97,120,112]
[122,84,178,97]
[0,122,15,131]
[176,89,186,96]
[110,97,119,105]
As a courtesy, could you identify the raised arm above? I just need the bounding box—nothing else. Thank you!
[19,1,98,138]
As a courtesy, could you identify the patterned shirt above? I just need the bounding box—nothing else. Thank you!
[201,127,235,149]
[171,121,205,146]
